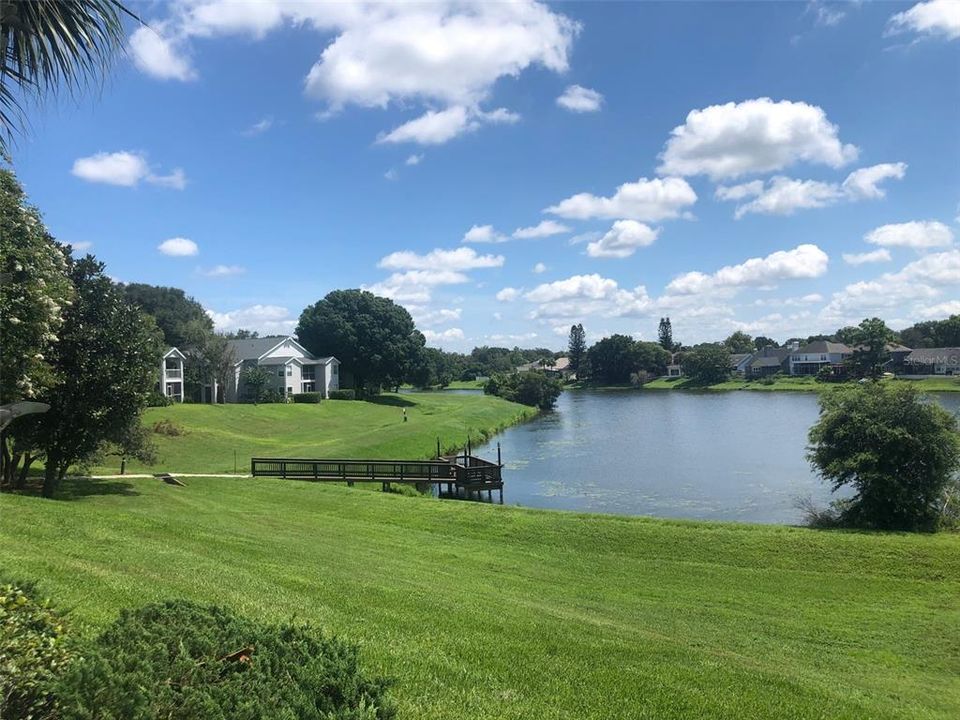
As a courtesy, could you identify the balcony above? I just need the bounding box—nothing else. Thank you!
[164,368,182,378]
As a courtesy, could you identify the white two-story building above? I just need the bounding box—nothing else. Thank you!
[223,336,340,402]
[159,347,186,402]
[789,341,852,376]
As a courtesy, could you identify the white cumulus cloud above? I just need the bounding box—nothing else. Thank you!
[657,98,858,180]
[378,247,504,271]
[134,2,579,143]
[556,84,603,112]
[822,249,960,325]
[718,163,907,218]
[202,264,245,277]
[586,220,659,259]
[129,25,196,81]
[533,262,547,274]
[496,287,521,302]
[512,220,571,239]
[865,220,954,249]
[841,162,908,200]
[887,0,960,41]
[72,151,186,189]
[157,237,199,257]
[545,176,697,222]
[422,327,465,344]
[842,249,892,265]
[667,244,829,294]
[206,304,295,334]
[462,224,508,244]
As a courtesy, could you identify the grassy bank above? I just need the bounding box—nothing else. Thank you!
[1,478,958,719]
[108,393,534,475]
[643,375,960,392]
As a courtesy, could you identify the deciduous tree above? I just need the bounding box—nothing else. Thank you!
[26,257,162,497]
[682,344,732,385]
[808,383,960,531]
[296,290,424,397]
[848,317,894,379]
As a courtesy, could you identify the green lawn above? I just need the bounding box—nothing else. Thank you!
[109,393,534,475]
[643,375,960,392]
[1,478,958,719]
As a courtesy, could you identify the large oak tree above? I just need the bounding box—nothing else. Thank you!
[296,290,424,397]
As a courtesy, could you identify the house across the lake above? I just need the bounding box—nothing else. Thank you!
[902,347,960,376]
[516,356,573,379]
[743,346,791,378]
[788,341,852,376]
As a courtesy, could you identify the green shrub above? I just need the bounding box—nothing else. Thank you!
[293,392,322,403]
[484,371,562,410]
[329,389,356,400]
[146,391,172,407]
[0,578,75,720]
[55,600,394,720]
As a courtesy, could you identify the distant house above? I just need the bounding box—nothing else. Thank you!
[902,347,960,376]
[159,347,186,402]
[744,346,791,378]
[789,341,852,376]
[730,353,753,375]
[220,336,340,402]
[517,356,573,379]
[666,351,682,377]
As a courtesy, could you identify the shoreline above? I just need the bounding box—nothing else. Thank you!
[572,377,960,393]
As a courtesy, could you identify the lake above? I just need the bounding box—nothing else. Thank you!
[472,388,960,524]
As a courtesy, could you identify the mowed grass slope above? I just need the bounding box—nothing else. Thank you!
[2,478,958,719]
[110,393,534,474]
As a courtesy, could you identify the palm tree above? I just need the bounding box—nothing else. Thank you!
[0,0,135,152]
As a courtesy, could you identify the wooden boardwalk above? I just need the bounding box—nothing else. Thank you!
[250,446,504,503]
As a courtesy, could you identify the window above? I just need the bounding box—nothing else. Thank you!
[286,365,293,377]
[277,367,284,377]
[332,364,338,376]
[302,365,315,380]
[287,386,293,395]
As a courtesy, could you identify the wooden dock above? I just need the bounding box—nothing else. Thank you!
[250,444,504,503]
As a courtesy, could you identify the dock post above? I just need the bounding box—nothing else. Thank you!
[497,442,501,466]
[499,487,503,504]
[437,437,441,459]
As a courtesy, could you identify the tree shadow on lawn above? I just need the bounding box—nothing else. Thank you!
[365,395,417,408]
[55,477,140,501]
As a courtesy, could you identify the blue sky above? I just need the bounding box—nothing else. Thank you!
[11,0,960,350]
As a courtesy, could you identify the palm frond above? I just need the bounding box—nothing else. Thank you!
[0,0,138,153]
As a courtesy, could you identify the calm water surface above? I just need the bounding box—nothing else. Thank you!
[472,389,960,524]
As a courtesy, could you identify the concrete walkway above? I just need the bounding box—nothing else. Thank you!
[83,473,251,479]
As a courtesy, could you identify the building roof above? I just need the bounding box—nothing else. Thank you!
[729,353,752,367]
[750,356,786,368]
[226,336,291,361]
[794,340,852,355]
[905,348,960,364]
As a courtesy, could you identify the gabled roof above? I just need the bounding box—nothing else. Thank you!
[905,348,960,364]
[226,335,321,363]
[750,356,786,368]
[163,347,186,359]
[794,340,851,355]
[226,336,291,361]
[730,353,752,366]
